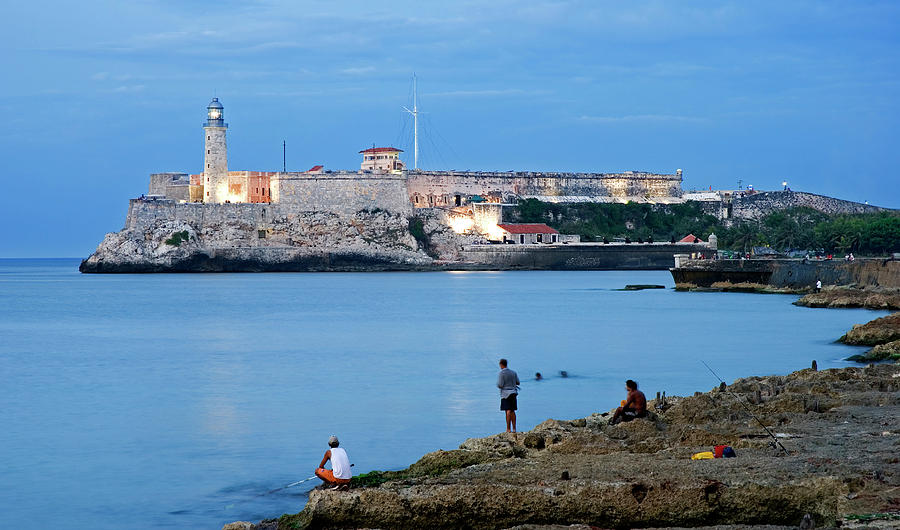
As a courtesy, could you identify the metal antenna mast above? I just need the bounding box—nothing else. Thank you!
[402,75,419,170]
[282,140,286,172]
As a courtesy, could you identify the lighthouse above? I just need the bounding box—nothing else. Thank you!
[203,98,228,203]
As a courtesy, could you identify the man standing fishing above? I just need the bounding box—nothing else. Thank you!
[497,358,520,433]
[314,435,352,489]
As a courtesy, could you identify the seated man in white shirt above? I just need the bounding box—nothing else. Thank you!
[315,435,352,489]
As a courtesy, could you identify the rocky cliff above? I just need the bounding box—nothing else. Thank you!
[229,364,900,530]
[79,203,467,273]
[731,191,891,221]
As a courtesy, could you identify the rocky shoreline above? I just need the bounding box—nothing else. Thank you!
[791,288,900,364]
[226,364,900,530]
[793,288,900,311]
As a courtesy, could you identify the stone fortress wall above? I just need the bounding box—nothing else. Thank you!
[406,170,683,208]
[149,172,190,201]
[151,169,684,212]
[127,174,411,235]
[126,199,266,233]
[140,172,412,231]
[271,172,412,215]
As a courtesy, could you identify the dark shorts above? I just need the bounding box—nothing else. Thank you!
[621,407,647,422]
[500,394,517,411]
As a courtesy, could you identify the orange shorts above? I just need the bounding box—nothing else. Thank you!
[315,468,351,484]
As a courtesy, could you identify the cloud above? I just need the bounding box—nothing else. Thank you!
[340,66,376,75]
[427,88,544,98]
[577,114,707,123]
[111,85,146,93]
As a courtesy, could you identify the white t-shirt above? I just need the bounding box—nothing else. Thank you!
[330,447,351,480]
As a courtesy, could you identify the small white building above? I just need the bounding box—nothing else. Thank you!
[360,147,405,172]
[497,223,559,244]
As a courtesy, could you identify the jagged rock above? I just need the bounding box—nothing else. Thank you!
[522,433,545,449]
[795,287,900,310]
[847,339,900,363]
[222,522,253,530]
[839,313,900,346]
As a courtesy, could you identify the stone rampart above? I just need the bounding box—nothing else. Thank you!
[149,173,189,196]
[407,170,682,207]
[732,191,891,220]
[126,200,271,232]
[271,172,412,215]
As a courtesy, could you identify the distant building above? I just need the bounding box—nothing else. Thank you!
[360,147,405,172]
[498,223,559,244]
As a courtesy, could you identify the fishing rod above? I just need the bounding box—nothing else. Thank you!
[259,476,318,496]
[223,476,317,510]
[224,464,355,510]
[700,360,789,455]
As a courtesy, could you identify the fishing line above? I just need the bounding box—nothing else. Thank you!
[224,464,355,510]
[223,476,315,510]
[700,360,789,455]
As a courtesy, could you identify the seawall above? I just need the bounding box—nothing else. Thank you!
[670,258,900,288]
[460,243,707,270]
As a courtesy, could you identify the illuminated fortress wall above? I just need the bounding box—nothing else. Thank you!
[271,172,412,215]
[406,170,683,207]
[127,173,412,232]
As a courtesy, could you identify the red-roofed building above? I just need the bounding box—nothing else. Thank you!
[497,223,559,244]
[360,147,405,172]
[678,234,703,243]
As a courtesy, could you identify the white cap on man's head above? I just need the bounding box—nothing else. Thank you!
[328,435,339,446]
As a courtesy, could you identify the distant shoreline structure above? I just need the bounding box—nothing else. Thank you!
[79,97,893,273]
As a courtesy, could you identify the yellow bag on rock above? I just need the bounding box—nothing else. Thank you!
[691,451,715,460]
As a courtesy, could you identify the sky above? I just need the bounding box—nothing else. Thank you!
[1,0,898,257]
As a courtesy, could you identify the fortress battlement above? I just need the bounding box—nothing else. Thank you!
[412,169,682,180]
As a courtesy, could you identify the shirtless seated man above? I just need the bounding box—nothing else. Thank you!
[315,435,352,489]
[610,379,647,424]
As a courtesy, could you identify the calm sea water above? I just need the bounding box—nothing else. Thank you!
[0,259,886,529]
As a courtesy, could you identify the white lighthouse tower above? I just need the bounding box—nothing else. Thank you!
[203,98,228,203]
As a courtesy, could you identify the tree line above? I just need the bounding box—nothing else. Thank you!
[511,199,900,255]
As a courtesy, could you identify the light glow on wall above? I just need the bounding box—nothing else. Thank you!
[483,224,506,241]
[448,216,474,234]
